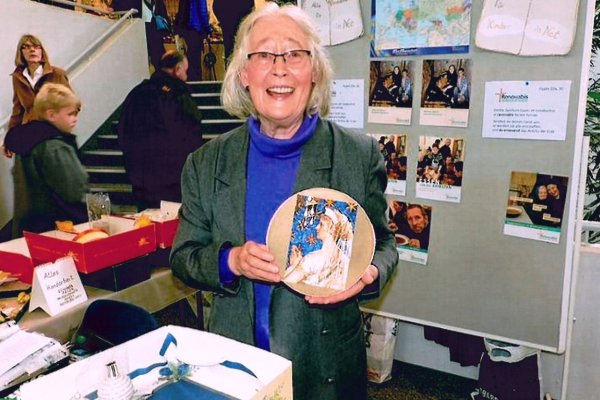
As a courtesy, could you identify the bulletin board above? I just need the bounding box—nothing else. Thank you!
[322,0,595,352]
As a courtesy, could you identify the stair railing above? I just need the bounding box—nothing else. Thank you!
[0,1,138,142]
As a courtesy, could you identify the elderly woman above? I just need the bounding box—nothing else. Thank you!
[4,34,70,157]
[170,4,398,399]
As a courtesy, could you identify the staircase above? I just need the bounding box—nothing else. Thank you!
[80,80,244,214]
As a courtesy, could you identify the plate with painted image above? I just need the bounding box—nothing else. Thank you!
[267,188,375,297]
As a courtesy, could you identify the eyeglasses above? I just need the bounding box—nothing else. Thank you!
[21,44,41,51]
[247,50,311,66]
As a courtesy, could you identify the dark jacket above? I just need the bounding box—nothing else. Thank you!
[4,121,88,238]
[117,70,203,208]
[9,63,70,129]
[170,119,398,400]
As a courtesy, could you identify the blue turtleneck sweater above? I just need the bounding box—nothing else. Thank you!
[219,114,318,350]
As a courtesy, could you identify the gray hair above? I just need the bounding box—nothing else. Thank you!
[221,3,333,119]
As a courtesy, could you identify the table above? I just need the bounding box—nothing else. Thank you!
[19,267,198,343]
[19,325,292,400]
[506,205,533,225]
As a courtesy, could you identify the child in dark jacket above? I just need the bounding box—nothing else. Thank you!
[4,83,88,238]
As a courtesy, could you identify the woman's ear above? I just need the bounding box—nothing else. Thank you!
[239,68,249,89]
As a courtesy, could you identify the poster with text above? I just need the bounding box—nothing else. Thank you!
[368,61,414,125]
[420,59,471,127]
[330,79,365,128]
[416,136,465,203]
[504,171,569,244]
[387,200,432,265]
[371,0,471,57]
[371,133,408,196]
[482,80,571,140]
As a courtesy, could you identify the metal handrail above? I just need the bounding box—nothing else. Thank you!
[0,2,138,139]
[43,0,117,16]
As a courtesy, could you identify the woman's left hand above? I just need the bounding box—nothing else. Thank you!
[305,264,379,305]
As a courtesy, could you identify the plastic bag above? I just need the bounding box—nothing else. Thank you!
[362,312,399,383]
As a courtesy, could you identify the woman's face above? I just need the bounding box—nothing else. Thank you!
[21,41,43,65]
[239,15,314,135]
[317,216,333,240]
[537,185,548,200]
[448,65,455,73]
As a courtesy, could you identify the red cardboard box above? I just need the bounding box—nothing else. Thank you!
[0,238,34,284]
[126,201,180,248]
[23,216,157,274]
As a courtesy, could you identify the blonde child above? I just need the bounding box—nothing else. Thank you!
[4,83,88,238]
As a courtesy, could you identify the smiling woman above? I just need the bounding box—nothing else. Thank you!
[170,4,398,400]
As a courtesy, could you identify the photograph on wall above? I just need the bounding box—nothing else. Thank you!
[282,194,358,290]
[368,60,414,125]
[420,59,471,127]
[504,171,569,244]
[371,0,471,57]
[416,136,465,203]
[371,133,408,195]
[387,200,432,265]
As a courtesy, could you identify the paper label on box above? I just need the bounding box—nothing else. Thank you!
[29,256,87,316]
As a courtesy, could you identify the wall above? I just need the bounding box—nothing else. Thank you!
[0,0,149,227]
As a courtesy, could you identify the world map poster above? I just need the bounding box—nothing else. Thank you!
[371,0,472,57]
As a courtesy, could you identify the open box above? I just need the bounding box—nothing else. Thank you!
[0,237,34,284]
[127,201,181,249]
[23,216,157,274]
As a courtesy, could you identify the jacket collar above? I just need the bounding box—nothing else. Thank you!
[214,118,333,188]
[4,120,69,156]
[12,62,56,79]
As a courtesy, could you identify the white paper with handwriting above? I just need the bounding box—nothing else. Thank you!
[300,0,363,46]
[476,0,579,56]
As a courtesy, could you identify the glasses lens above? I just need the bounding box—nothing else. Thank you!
[249,50,309,65]
[22,44,40,50]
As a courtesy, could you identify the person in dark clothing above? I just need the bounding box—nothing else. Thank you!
[212,0,254,63]
[524,184,552,226]
[546,180,567,226]
[4,83,88,238]
[117,50,203,210]
[398,204,431,250]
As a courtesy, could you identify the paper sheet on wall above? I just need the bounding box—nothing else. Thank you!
[300,0,363,46]
[482,80,571,141]
[476,0,579,56]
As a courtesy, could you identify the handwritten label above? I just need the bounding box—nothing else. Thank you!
[30,256,87,316]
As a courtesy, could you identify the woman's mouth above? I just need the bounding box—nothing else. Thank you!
[267,86,294,95]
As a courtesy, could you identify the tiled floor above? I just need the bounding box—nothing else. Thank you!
[155,300,477,400]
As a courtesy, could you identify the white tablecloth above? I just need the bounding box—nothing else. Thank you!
[19,325,292,400]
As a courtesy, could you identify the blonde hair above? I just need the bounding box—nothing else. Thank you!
[15,34,49,68]
[221,3,333,119]
[33,83,81,120]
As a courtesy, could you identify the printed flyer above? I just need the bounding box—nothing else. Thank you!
[420,59,472,128]
[387,200,432,265]
[415,136,465,203]
[368,61,414,125]
[482,80,571,140]
[371,133,408,196]
[504,171,569,244]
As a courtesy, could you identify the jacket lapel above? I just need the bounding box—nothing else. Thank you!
[213,127,249,245]
[294,119,333,192]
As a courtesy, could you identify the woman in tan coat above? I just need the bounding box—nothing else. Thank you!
[4,34,70,157]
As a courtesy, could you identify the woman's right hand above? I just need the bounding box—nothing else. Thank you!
[228,241,281,283]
